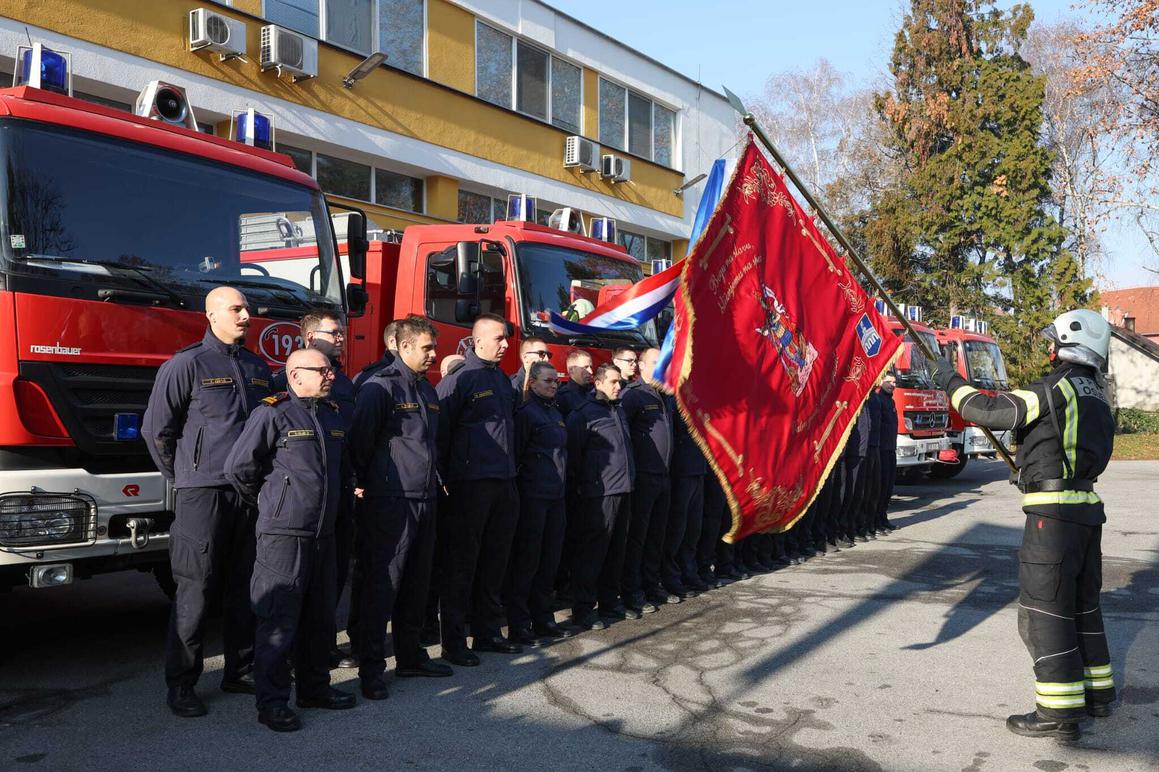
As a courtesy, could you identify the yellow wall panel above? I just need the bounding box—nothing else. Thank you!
[426,0,475,95]
[582,67,598,141]
[424,174,460,221]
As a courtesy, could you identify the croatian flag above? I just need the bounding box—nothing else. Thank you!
[548,261,683,336]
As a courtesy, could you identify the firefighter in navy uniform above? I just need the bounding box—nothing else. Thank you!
[225,348,357,732]
[932,309,1116,741]
[143,286,271,718]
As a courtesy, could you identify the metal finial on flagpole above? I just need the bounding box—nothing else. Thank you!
[722,85,1017,472]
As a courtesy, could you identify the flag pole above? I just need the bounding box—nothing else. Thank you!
[722,86,1018,472]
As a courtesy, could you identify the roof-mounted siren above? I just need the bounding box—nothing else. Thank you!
[874,298,888,316]
[651,258,672,275]
[13,43,72,96]
[189,8,247,61]
[906,305,923,323]
[600,154,631,183]
[506,193,537,222]
[977,319,989,335]
[949,314,964,329]
[231,108,275,151]
[548,208,587,237]
[590,217,617,244]
[260,25,318,82]
[135,81,199,130]
[564,136,599,173]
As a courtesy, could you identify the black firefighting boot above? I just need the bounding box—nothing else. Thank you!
[1005,711,1080,741]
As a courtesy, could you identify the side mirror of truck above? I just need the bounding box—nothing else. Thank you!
[454,298,480,323]
[331,206,369,280]
[346,282,369,317]
[455,241,479,296]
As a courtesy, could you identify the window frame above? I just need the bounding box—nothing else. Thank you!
[598,74,680,170]
[276,143,427,213]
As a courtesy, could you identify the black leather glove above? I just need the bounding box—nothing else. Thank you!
[931,358,956,391]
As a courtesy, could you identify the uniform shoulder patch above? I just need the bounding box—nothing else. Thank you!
[260,392,289,407]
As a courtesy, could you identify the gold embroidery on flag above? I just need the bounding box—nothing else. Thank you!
[813,401,848,461]
[698,410,743,474]
[801,226,839,273]
[844,356,866,382]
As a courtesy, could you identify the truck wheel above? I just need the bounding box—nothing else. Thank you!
[930,451,968,479]
[153,563,177,600]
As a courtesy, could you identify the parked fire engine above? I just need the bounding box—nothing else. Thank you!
[933,316,1013,478]
[0,49,361,594]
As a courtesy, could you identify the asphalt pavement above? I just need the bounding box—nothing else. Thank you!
[1,459,1157,771]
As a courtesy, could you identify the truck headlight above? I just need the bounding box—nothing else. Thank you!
[0,493,96,548]
[897,446,918,458]
[903,417,914,431]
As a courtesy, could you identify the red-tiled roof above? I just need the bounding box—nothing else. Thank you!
[1100,286,1159,336]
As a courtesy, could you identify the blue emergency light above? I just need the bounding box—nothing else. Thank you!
[114,413,140,441]
[874,298,887,315]
[16,44,72,96]
[907,305,922,322]
[506,194,536,222]
[950,315,964,329]
[235,108,275,151]
[590,217,617,243]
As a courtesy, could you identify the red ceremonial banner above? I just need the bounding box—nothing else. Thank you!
[672,137,902,542]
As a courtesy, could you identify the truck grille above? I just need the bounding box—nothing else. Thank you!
[18,362,158,458]
[905,411,949,430]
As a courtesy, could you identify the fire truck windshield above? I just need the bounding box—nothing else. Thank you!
[516,242,658,346]
[897,331,938,389]
[964,339,1009,389]
[0,121,342,316]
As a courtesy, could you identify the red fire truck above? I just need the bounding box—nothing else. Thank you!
[0,70,360,593]
[933,316,1013,478]
[876,303,953,478]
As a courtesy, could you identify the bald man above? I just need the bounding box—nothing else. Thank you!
[144,286,272,718]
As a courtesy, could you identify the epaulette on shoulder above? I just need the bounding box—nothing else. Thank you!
[260,392,290,407]
[176,341,201,354]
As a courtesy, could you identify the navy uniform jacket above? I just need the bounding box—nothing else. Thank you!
[224,390,347,537]
[621,379,672,475]
[665,394,708,477]
[878,390,899,451]
[556,380,593,418]
[515,395,567,500]
[272,362,355,428]
[143,329,272,488]
[510,368,529,392]
[352,351,395,391]
[935,360,1114,525]
[350,359,441,500]
[843,403,871,461]
[867,391,883,449]
[436,349,518,483]
[566,393,635,498]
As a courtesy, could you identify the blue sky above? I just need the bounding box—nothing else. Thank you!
[550,0,1154,289]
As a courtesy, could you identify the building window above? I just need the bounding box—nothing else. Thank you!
[281,144,314,175]
[265,0,321,38]
[316,153,371,200]
[458,190,494,224]
[380,0,424,76]
[646,237,671,264]
[516,41,549,121]
[599,77,678,168]
[476,22,513,109]
[475,22,583,132]
[618,229,645,261]
[325,0,373,54]
[375,168,423,212]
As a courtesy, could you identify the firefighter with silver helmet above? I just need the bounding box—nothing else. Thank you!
[931,309,1116,742]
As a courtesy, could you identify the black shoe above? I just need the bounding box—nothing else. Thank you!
[686,579,711,593]
[867,531,878,540]
[568,611,606,631]
[472,635,523,654]
[166,685,207,718]
[220,672,256,695]
[699,571,717,587]
[257,705,301,732]
[648,591,682,605]
[441,647,481,667]
[621,606,644,620]
[419,626,441,647]
[297,687,356,710]
[397,660,454,678]
[637,601,660,614]
[532,621,576,639]
[507,627,547,648]
[841,539,856,549]
[1087,702,1112,718]
[360,677,390,701]
[856,534,870,543]
[598,605,628,621]
[715,569,742,584]
[1005,711,1080,741]
[332,650,359,669]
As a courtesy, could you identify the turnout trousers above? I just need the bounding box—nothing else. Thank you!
[357,496,437,679]
[251,534,336,709]
[1017,513,1115,720]
[570,493,631,614]
[440,479,519,648]
[626,472,670,605]
[503,494,567,629]
[165,486,256,689]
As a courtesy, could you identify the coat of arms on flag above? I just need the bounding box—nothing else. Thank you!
[667,137,902,542]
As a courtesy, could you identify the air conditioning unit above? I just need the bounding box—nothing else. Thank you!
[260,25,318,81]
[564,136,599,172]
[601,154,631,183]
[134,81,199,130]
[189,8,247,60]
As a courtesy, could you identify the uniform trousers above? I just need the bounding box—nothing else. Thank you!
[251,533,335,709]
[503,494,566,629]
[858,450,881,535]
[675,475,706,586]
[357,496,436,679]
[696,474,723,577]
[440,479,519,648]
[1017,513,1115,720]
[625,472,670,605]
[165,486,255,689]
[570,493,631,613]
[877,449,897,526]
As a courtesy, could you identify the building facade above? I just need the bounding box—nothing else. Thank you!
[1,0,738,267]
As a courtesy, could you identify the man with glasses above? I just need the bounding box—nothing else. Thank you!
[273,310,358,669]
[611,347,640,386]
[224,348,356,732]
[511,336,552,394]
[350,317,451,699]
[143,286,272,718]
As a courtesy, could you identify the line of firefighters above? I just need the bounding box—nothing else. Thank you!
[141,286,905,733]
